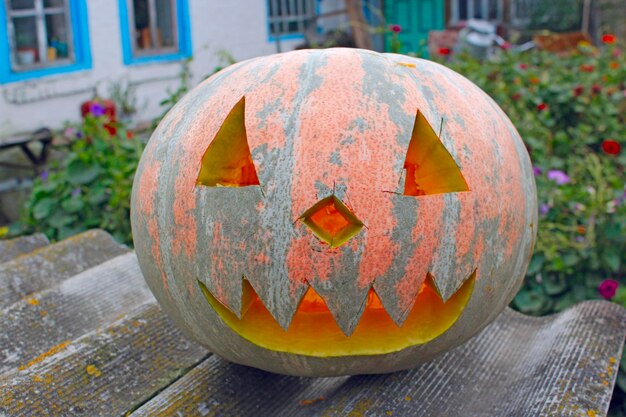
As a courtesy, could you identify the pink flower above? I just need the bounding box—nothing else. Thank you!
[518,63,528,70]
[598,279,619,300]
[390,24,401,33]
[547,170,570,185]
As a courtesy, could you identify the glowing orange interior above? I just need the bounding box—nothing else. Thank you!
[197,97,260,187]
[403,111,469,196]
[199,273,475,357]
[300,196,364,248]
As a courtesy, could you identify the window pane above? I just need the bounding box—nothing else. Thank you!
[133,0,151,50]
[155,0,175,48]
[44,0,66,7]
[12,16,40,65]
[9,0,35,10]
[46,13,70,60]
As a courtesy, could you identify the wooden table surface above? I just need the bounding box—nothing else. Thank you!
[1,230,625,417]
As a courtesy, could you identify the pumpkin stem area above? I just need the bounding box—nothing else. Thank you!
[403,111,469,196]
[198,272,475,357]
[196,96,260,187]
[299,196,364,248]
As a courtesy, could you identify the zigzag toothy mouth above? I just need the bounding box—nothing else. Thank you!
[198,271,475,357]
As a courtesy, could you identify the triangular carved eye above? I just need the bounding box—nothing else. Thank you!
[197,97,260,187]
[402,111,469,196]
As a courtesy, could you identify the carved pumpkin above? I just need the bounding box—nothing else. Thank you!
[131,48,537,376]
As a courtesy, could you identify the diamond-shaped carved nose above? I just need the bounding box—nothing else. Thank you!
[300,196,364,248]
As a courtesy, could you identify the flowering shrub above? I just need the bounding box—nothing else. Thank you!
[22,110,143,244]
[444,38,626,413]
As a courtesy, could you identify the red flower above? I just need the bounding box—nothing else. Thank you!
[602,139,621,155]
[573,85,584,96]
[104,124,117,136]
[438,48,451,56]
[598,279,619,300]
[511,93,521,101]
[579,64,594,73]
[126,131,135,140]
[518,63,528,70]
[591,84,602,94]
[602,34,616,44]
[390,24,401,33]
[501,42,512,50]
[536,103,548,112]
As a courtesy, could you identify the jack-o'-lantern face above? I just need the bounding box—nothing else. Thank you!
[195,96,474,356]
[131,48,537,376]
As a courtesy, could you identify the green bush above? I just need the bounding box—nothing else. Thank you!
[23,109,144,245]
[444,39,626,414]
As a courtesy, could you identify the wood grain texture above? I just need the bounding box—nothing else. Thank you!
[0,302,208,417]
[0,233,49,263]
[0,229,127,308]
[0,253,154,375]
[129,301,626,417]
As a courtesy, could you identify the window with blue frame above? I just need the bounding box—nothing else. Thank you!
[267,0,316,39]
[118,0,191,65]
[0,0,91,83]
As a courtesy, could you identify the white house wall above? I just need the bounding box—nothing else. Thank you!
[0,1,307,139]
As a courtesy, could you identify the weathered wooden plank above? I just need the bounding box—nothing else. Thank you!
[0,253,154,375]
[0,302,208,417]
[129,301,626,417]
[0,233,49,263]
[0,229,127,308]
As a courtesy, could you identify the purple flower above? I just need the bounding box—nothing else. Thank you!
[39,170,49,181]
[598,279,619,300]
[547,170,570,185]
[71,188,81,197]
[76,132,83,138]
[539,203,551,215]
[89,102,105,117]
[532,166,542,176]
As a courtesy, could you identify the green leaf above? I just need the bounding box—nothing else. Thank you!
[61,198,85,213]
[513,289,552,315]
[602,250,621,273]
[553,293,576,312]
[32,198,55,220]
[543,275,569,296]
[562,252,579,267]
[88,186,109,205]
[47,211,73,229]
[58,225,87,240]
[67,159,102,185]
[527,254,545,275]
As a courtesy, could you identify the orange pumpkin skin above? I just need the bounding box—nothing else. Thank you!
[131,48,537,376]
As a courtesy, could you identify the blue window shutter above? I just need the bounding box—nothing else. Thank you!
[118,0,192,66]
[0,0,92,84]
